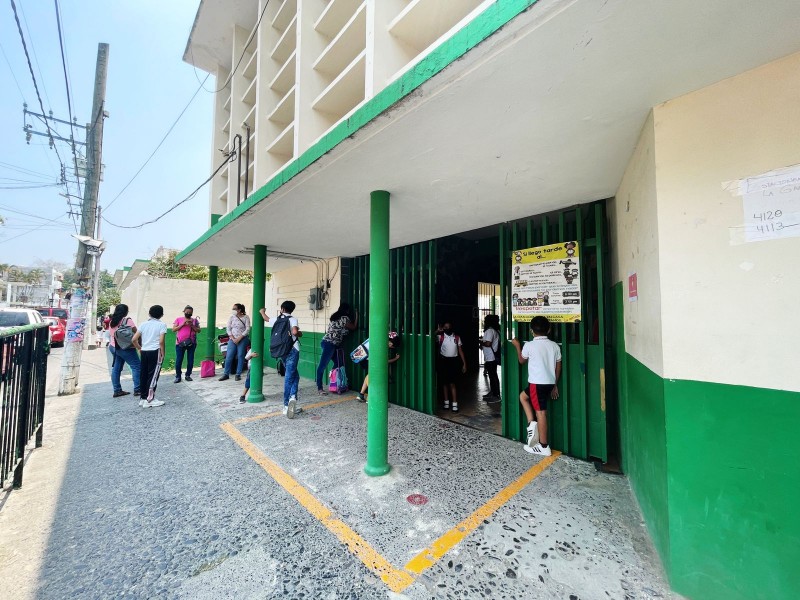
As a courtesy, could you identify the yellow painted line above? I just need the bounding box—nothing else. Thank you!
[221,422,415,592]
[404,451,561,577]
[230,396,355,425]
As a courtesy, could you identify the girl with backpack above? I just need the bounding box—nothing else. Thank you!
[435,322,467,412]
[108,303,141,398]
[481,314,502,402]
[316,303,358,395]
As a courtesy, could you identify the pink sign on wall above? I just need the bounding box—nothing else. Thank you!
[628,273,638,302]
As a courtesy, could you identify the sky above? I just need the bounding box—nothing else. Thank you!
[0,0,214,273]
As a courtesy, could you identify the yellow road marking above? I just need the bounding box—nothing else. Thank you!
[404,451,561,576]
[222,416,559,593]
[221,422,415,592]
[230,396,355,425]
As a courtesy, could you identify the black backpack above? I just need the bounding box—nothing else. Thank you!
[270,314,294,359]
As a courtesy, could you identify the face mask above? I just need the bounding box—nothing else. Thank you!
[232,310,238,315]
[443,328,451,334]
[185,313,192,318]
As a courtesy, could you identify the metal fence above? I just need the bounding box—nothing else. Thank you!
[0,323,49,488]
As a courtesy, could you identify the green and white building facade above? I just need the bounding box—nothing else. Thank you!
[181,1,800,597]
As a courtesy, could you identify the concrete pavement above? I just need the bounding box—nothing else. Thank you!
[0,346,678,599]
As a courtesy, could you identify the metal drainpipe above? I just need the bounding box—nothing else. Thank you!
[233,133,242,205]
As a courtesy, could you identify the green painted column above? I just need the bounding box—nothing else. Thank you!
[247,244,266,403]
[365,190,391,477]
[205,213,222,361]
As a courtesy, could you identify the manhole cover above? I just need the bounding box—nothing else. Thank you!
[407,494,428,506]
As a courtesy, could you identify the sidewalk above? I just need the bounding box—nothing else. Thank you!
[0,348,678,599]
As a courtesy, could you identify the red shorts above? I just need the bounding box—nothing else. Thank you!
[521,384,554,412]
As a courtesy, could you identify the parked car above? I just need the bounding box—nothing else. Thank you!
[43,316,66,346]
[36,307,69,323]
[0,308,51,351]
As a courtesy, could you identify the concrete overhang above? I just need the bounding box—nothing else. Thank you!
[184,0,258,73]
[179,0,800,270]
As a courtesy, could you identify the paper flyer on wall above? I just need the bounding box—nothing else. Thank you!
[510,241,581,323]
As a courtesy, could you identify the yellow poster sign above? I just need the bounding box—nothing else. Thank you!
[510,241,581,323]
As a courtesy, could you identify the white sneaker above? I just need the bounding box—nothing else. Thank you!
[138,399,145,407]
[524,443,552,456]
[443,400,450,409]
[287,396,296,419]
[282,405,289,416]
[143,399,165,408]
[527,422,539,446]
[451,402,459,412]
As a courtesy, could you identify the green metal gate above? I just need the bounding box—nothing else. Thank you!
[344,200,612,462]
[500,201,611,461]
[343,241,437,414]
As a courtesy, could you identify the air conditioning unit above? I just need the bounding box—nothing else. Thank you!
[308,287,323,311]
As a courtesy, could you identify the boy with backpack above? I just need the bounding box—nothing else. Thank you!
[510,316,561,456]
[131,305,168,408]
[266,301,303,418]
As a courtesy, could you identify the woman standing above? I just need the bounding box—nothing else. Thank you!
[220,303,251,382]
[316,303,358,395]
[108,304,141,397]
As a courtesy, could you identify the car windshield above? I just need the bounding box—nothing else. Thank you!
[52,309,68,319]
[0,312,29,327]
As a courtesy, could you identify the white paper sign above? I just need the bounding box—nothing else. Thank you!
[740,166,800,243]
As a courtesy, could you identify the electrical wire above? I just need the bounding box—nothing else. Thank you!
[0,160,54,179]
[0,183,62,190]
[9,0,66,171]
[190,0,270,94]
[53,0,81,197]
[0,40,26,101]
[103,72,211,211]
[0,204,72,224]
[102,151,235,229]
[0,213,68,244]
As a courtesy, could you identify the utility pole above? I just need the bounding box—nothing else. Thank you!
[88,205,102,350]
[59,43,109,396]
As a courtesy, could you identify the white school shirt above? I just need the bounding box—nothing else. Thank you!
[285,313,300,351]
[439,333,461,358]
[520,336,561,384]
[482,328,499,362]
[138,319,168,351]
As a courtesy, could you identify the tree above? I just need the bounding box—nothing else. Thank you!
[145,249,258,283]
[97,286,120,319]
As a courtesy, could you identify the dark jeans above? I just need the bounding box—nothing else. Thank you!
[110,345,141,393]
[175,343,196,377]
[224,336,249,376]
[315,340,342,390]
[485,360,500,397]
[284,347,300,405]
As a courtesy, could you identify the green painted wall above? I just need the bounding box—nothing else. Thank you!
[665,380,800,600]
[613,283,800,599]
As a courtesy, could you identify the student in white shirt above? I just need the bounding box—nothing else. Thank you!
[481,314,501,402]
[511,316,562,457]
[132,305,168,408]
[435,322,467,412]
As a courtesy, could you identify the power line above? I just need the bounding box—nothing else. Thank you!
[54,0,81,197]
[103,151,234,229]
[0,161,54,179]
[191,1,270,94]
[0,182,62,190]
[0,40,26,101]
[9,0,66,170]
[104,73,210,211]
[17,0,53,112]
[0,213,69,244]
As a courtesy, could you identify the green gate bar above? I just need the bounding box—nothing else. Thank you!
[205,213,221,361]
[247,244,266,403]
[365,190,391,477]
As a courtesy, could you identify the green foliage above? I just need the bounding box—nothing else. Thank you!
[146,250,259,283]
[97,286,120,318]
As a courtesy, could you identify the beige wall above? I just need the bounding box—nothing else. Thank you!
[264,258,343,335]
[608,112,664,376]
[121,275,253,330]
[653,51,800,391]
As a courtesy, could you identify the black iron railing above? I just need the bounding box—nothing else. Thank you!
[0,323,48,488]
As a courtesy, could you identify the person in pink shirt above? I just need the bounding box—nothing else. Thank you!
[172,305,201,383]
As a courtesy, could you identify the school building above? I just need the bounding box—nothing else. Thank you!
[179,1,800,598]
